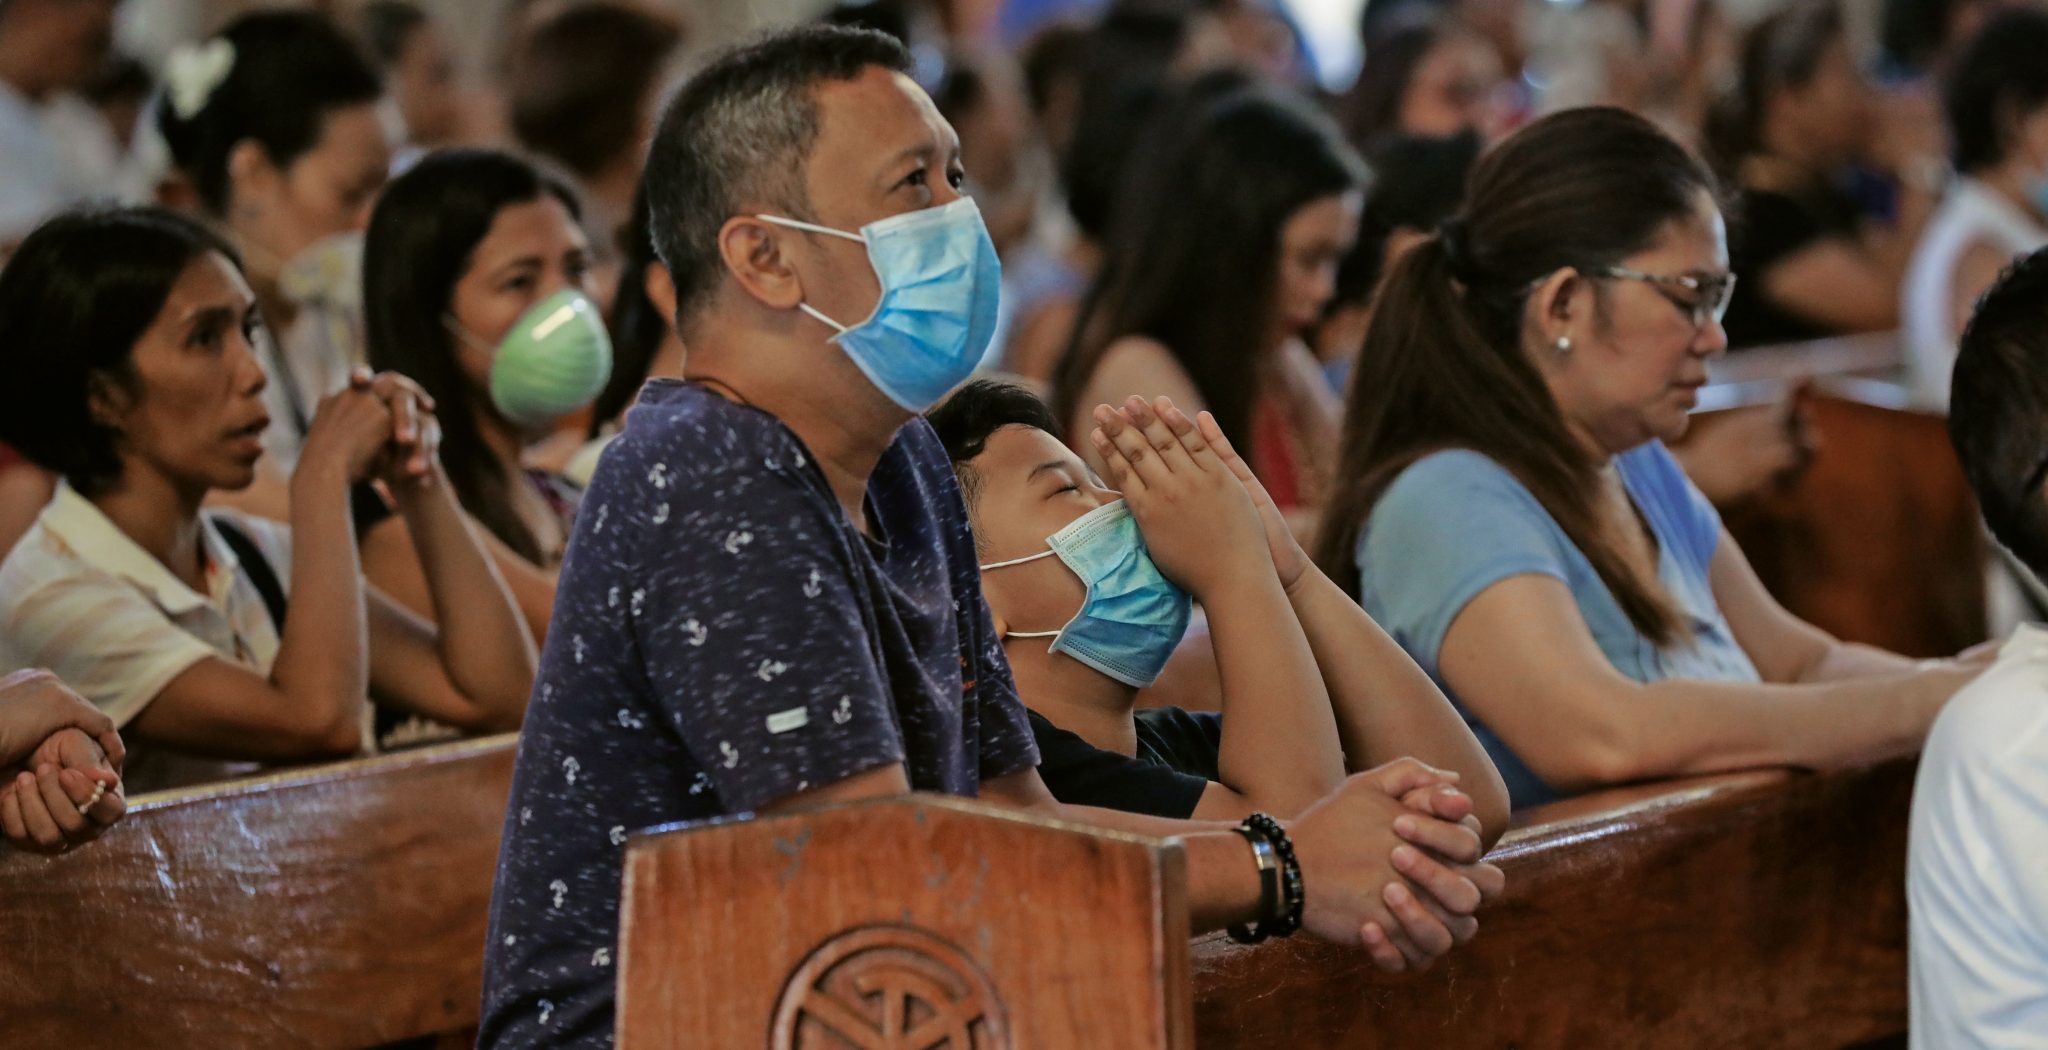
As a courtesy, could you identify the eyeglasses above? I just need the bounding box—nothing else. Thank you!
[1589,266,1738,333]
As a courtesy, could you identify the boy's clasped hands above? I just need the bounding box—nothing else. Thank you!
[1091,394,1504,972]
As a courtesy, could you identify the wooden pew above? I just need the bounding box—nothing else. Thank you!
[1691,332,1987,656]
[619,760,1918,1049]
[0,735,517,1049]
[1,741,1916,1049]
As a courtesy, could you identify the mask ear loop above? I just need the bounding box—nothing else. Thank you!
[978,548,1066,639]
[754,214,867,334]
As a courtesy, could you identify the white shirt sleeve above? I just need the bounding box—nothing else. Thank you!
[1908,652,2048,1048]
[1,571,220,729]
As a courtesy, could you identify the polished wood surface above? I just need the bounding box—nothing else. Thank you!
[1190,760,1916,1048]
[0,736,516,1049]
[615,794,1193,1050]
[1693,333,1986,656]
[2,740,1918,1048]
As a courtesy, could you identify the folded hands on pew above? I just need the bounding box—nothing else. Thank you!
[1089,396,1505,972]
[1290,758,1504,971]
[0,669,125,854]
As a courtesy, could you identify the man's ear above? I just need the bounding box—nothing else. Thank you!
[716,216,806,311]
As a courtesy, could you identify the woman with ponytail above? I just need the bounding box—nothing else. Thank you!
[1320,107,1979,809]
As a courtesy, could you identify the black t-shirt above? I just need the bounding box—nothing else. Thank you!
[1028,707,1224,819]
[1723,183,1865,349]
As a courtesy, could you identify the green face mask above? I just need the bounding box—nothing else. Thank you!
[463,289,613,428]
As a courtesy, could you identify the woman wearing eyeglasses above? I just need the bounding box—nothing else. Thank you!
[1317,107,1981,810]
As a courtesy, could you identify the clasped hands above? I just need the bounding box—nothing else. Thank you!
[0,670,126,854]
[1089,395,1505,972]
[297,368,444,494]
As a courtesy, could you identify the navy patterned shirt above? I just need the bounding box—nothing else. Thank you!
[478,381,1040,1049]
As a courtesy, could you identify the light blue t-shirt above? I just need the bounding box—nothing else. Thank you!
[1357,443,1760,809]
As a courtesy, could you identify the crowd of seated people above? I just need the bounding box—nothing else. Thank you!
[0,0,2044,1045]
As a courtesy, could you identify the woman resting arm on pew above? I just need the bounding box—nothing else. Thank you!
[0,669,126,853]
[0,208,536,793]
[1320,109,1978,811]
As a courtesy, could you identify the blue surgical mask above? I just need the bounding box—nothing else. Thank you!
[979,500,1193,688]
[756,197,1001,412]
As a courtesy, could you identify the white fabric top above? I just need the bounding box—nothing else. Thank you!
[1903,178,2048,408]
[1908,622,2048,1048]
[0,485,302,791]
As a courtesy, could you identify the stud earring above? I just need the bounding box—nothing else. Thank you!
[1554,336,1573,355]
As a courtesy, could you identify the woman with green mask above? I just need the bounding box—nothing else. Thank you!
[360,150,613,655]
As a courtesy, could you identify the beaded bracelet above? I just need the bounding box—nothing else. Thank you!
[1227,812,1305,943]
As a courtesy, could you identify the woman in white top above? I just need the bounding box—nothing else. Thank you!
[0,208,535,791]
[1903,9,2048,407]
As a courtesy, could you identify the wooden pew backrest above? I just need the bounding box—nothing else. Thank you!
[0,735,517,1049]
[1694,339,1985,656]
[616,795,1194,1050]
[1192,760,1916,1049]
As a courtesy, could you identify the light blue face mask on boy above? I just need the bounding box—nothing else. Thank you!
[979,500,1193,688]
[756,196,1001,412]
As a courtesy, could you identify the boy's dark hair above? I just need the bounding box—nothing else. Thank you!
[1950,245,2048,573]
[928,379,1062,525]
[644,25,912,330]
[0,207,240,496]
[155,10,383,216]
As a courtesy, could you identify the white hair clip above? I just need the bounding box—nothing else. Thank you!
[165,38,237,121]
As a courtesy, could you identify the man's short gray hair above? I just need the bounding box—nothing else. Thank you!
[644,25,913,329]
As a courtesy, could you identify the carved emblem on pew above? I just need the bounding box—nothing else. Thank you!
[771,924,1010,1049]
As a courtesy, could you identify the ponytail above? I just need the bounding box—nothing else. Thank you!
[1319,107,1711,645]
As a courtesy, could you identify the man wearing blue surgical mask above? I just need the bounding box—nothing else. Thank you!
[481,27,1505,1049]
[933,379,1506,830]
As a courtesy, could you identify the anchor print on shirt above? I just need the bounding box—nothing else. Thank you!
[756,659,789,682]
[563,756,581,786]
[832,697,854,724]
[802,568,823,599]
[723,529,754,554]
[646,462,669,490]
[652,502,670,525]
[719,741,740,768]
[682,619,709,646]
[548,879,568,909]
